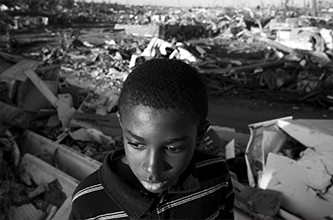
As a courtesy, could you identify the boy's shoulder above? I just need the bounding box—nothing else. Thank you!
[194,149,227,164]
[193,149,230,177]
[72,170,100,196]
[70,165,127,219]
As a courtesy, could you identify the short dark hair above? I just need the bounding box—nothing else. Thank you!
[118,59,208,127]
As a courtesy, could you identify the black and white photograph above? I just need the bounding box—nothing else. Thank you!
[0,0,332,219]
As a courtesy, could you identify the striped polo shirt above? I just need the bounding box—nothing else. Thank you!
[69,149,234,220]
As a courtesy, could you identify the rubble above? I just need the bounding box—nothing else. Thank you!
[0,144,76,220]
[246,117,333,220]
[0,1,333,219]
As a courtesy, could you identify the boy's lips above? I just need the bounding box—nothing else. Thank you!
[140,179,167,191]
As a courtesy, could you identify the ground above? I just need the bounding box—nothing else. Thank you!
[207,95,333,133]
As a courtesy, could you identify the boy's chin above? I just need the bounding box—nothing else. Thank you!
[140,180,169,193]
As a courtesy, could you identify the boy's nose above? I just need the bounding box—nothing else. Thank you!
[142,149,166,176]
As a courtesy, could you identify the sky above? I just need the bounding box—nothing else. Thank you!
[88,0,310,8]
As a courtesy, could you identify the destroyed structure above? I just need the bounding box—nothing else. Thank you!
[0,0,333,219]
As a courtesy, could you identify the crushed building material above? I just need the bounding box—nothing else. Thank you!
[0,2,333,219]
[0,150,77,220]
[246,117,333,220]
[25,69,76,128]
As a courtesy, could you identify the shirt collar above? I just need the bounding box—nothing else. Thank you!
[167,155,200,193]
[99,148,200,218]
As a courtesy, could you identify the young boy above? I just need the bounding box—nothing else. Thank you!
[69,59,234,220]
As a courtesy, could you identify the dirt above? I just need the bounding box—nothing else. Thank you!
[207,95,333,133]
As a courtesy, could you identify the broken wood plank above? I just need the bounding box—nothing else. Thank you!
[0,59,42,81]
[24,69,76,128]
[24,69,58,105]
[17,80,58,113]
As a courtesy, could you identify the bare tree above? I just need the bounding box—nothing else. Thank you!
[312,0,317,16]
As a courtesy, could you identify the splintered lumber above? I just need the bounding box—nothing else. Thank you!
[0,59,42,81]
[24,69,76,128]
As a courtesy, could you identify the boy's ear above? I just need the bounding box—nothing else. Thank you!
[116,111,123,128]
[196,119,210,145]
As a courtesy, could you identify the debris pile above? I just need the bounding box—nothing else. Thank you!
[0,131,67,220]
[246,118,333,220]
[0,1,333,219]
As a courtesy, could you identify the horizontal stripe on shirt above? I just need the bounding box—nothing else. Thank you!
[72,184,104,203]
[86,211,128,220]
[157,182,228,214]
[206,209,220,220]
[195,157,225,168]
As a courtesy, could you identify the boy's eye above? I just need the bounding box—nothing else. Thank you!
[166,146,183,153]
[128,142,146,150]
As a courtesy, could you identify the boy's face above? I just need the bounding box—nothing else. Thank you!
[119,105,201,194]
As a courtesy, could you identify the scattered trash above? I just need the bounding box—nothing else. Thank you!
[246,117,333,220]
[0,151,77,220]
[0,1,332,219]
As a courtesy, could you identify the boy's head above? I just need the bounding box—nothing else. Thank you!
[118,59,209,193]
[118,58,208,127]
